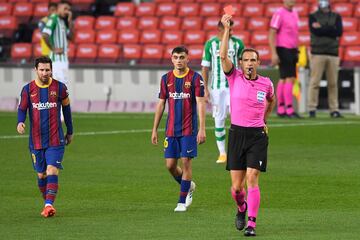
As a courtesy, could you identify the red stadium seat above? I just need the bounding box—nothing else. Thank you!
[343,47,360,62]
[156,3,177,16]
[232,17,246,31]
[68,42,75,62]
[298,31,310,46]
[114,3,135,17]
[140,30,161,44]
[184,31,205,45]
[8,0,29,2]
[136,3,156,17]
[178,4,199,17]
[71,0,93,12]
[118,30,139,44]
[243,4,264,17]
[298,17,309,32]
[188,45,203,62]
[138,17,158,30]
[13,2,33,24]
[355,4,360,17]
[247,18,269,31]
[174,0,194,3]
[234,32,250,45]
[74,29,95,44]
[75,44,97,63]
[141,45,164,63]
[219,0,238,4]
[74,16,95,30]
[0,3,12,15]
[97,44,120,63]
[332,3,353,17]
[32,28,42,43]
[116,17,137,30]
[199,3,221,17]
[256,45,271,63]
[162,31,183,45]
[0,16,18,38]
[11,43,32,62]
[164,44,178,59]
[250,31,269,46]
[122,44,142,60]
[197,0,214,3]
[31,0,51,2]
[340,32,360,46]
[293,3,309,17]
[160,16,180,30]
[96,30,117,44]
[203,17,220,31]
[342,18,358,32]
[95,16,116,30]
[181,17,202,30]
[265,3,282,17]
[33,43,42,58]
[33,3,48,20]
[154,0,173,2]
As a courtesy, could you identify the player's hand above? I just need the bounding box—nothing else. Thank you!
[67,11,72,22]
[53,48,64,54]
[271,53,279,66]
[221,14,232,29]
[65,134,73,145]
[151,130,158,145]
[197,128,206,145]
[264,125,268,135]
[17,122,26,134]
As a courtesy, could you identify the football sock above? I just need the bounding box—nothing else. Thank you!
[276,81,285,114]
[173,174,182,184]
[37,177,47,200]
[178,179,191,204]
[247,186,260,228]
[231,188,247,212]
[45,175,58,206]
[284,82,294,115]
[215,118,226,155]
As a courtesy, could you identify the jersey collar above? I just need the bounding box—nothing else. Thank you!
[173,67,189,78]
[35,77,52,88]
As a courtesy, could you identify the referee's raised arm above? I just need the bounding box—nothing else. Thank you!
[219,14,233,73]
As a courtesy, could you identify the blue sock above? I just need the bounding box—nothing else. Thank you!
[178,179,191,204]
[173,174,182,184]
[45,175,58,206]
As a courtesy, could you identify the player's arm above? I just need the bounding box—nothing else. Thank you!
[196,96,206,144]
[151,99,166,145]
[17,87,28,134]
[269,28,279,66]
[42,15,63,54]
[201,41,212,103]
[264,95,276,123]
[219,14,233,74]
[201,66,210,103]
[61,86,73,145]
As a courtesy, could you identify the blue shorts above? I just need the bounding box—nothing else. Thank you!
[164,135,197,159]
[30,146,65,173]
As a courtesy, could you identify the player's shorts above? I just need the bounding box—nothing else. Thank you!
[164,135,197,159]
[210,88,230,120]
[276,47,298,79]
[29,146,65,173]
[226,124,268,172]
[52,61,69,86]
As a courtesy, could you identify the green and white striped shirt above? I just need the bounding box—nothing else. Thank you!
[201,36,244,90]
[42,14,69,62]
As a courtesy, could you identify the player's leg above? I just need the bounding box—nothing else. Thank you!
[212,89,227,162]
[244,168,260,236]
[276,47,286,117]
[326,56,341,116]
[284,49,301,118]
[164,137,182,184]
[230,170,247,231]
[30,150,47,200]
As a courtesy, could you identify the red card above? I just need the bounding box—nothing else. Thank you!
[223,5,234,16]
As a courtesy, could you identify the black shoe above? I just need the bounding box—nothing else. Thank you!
[287,112,302,119]
[244,226,256,237]
[330,111,344,118]
[309,110,316,118]
[277,112,287,118]
[235,202,247,231]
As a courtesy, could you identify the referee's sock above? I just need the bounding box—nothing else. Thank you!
[231,188,247,212]
[247,186,260,228]
[178,179,191,204]
[276,81,285,114]
[284,82,294,115]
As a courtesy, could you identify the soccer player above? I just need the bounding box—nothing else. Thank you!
[17,56,73,218]
[151,46,206,212]
[269,0,301,118]
[220,14,276,236]
[202,20,244,164]
[38,2,58,57]
[42,1,73,86]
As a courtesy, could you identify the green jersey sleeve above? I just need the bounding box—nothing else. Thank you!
[42,14,58,36]
[201,40,212,67]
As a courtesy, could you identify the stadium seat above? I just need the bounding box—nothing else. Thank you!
[97,44,120,63]
[342,18,358,32]
[95,16,116,30]
[0,3,12,16]
[156,3,177,16]
[265,3,282,17]
[243,4,264,17]
[232,17,246,31]
[0,97,18,111]
[247,18,269,31]
[184,31,205,45]
[8,0,30,2]
[162,31,183,45]
[138,17,158,30]
[74,29,95,44]
[343,46,360,62]
[114,3,135,17]
[32,3,48,23]
[256,45,271,63]
[125,101,144,113]
[72,100,90,113]
[355,4,360,18]
[89,100,107,113]
[199,3,221,17]
[32,29,42,43]
[298,17,309,32]
[203,17,220,31]
[293,3,309,17]
[238,0,260,2]
[141,44,164,63]
[250,31,269,46]
[178,3,199,17]
[174,0,194,3]
[118,30,139,44]
[159,16,180,30]
[107,101,126,112]
[116,17,137,30]
[68,43,75,62]
[74,16,95,30]
[11,43,32,63]
[234,32,250,45]
[71,0,94,12]
[31,0,52,3]
[154,0,173,2]
[181,17,202,30]
[143,101,158,113]
[13,2,33,24]
[340,32,360,46]
[96,30,117,44]
[298,31,310,46]
[140,30,161,44]
[75,44,97,63]
[188,45,204,63]
[135,3,156,17]
[197,0,215,3]
[122,44,142,61]
[332,3,353,17]
[219,0,238,4]
[0,16,18,38]
[33,43,42,58]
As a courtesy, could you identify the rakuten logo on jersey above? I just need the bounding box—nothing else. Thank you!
[169,92,191,99]
[32,102,57,110]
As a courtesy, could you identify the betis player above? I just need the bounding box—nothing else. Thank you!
[201,20,244,163]
[151,46,206,212]
[17,56,73,218]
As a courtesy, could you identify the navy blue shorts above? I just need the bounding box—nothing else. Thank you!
[30,146,65,173]
[164,135,197,159]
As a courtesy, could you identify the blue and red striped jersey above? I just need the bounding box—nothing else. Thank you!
[18,78,69,150]
[159,68,204,137]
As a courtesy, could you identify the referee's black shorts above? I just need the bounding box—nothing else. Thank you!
[226,124,268,172]
[276,47,298,79]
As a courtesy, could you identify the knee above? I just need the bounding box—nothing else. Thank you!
[165,161,177,173]
[37,172,46,179]
[246,173,259,188]
[46,165,59,175]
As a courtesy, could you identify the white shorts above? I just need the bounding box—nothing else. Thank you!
[210,88,230,120]
[52,61,69,86]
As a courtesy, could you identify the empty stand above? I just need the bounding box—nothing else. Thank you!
[13,2,33,24]
[140,30,161,44]
[118,30,140,44]
[11,43,32,63]
[247,18,269,31]
[0,3,12,16]
[141,45,163,63]
[341,32,360,46]
[95,16,116,30]
[122,44,142,61]
[138,16,158,30]
[178,3,199,17]
[74,16,95,30]
[117,17,137,30]
[199,3,221,17]
[203,17,220,31]
[162,31,183,45]
[74,29,95,44]
[96,30,117,44]
[156,3,177,16]
[75,44,97,63]
[135,3,156,17]
[243,4,264,17]
[114,3,135,17]
[97,44,120,63]
[184,31,205,45]
[160,16,180,30]
[181,17,202,30]
[342,18,358,32]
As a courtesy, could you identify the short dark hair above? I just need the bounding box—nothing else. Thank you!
[172,46,188,55]
[218,20,234,29]
[240,48,260,61]
[48,2,57,9]
[35,56,52,69]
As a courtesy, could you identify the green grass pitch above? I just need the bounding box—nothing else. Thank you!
[0,112,360,240]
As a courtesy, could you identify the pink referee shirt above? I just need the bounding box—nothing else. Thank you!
[226,67,274,127]
[270,7,299,49]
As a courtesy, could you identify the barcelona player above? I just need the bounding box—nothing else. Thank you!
[151,46,206,212]
[17,56,73,218]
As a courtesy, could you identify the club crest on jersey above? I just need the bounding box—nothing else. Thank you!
[184,82,191,88]
[257,91,266,103]
[50,91,57,97]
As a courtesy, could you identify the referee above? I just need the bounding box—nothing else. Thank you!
[220,14,276,237]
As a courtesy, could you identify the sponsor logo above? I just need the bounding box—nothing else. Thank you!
[169,92,191,99]
[257,91,266,103]
[184,81,191,88]
[259,161,263,166]
[186,149,194,153]
[32,102,57,110]
[167,83,173,87]
[56,161,61,164]
[30,93,37,98]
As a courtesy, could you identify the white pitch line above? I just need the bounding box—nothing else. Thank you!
[0,121,359,140]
